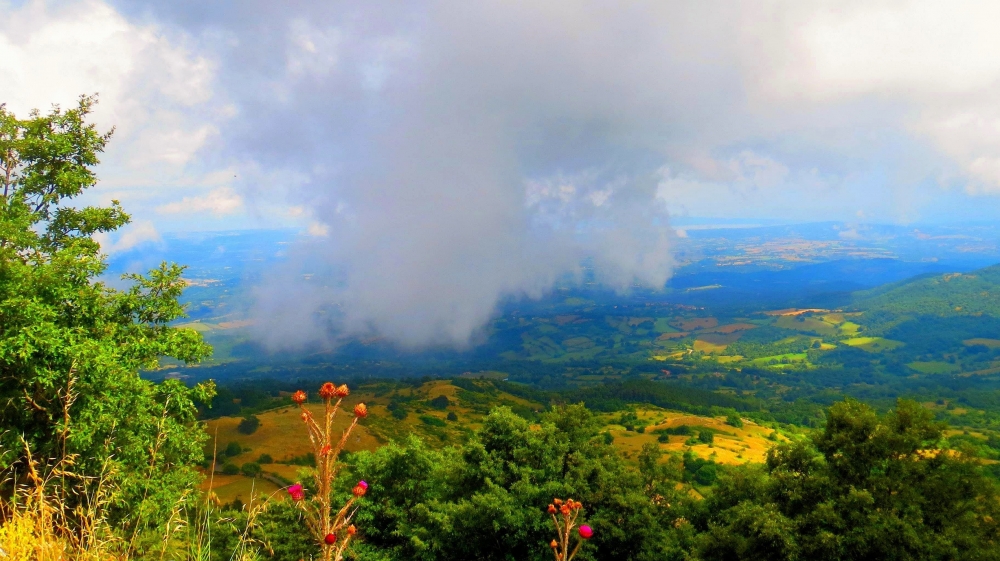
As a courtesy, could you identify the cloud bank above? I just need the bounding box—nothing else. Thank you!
[10,0,1000,346]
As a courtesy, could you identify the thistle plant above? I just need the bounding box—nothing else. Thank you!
[288,382,369,561]
[546,498,593,561]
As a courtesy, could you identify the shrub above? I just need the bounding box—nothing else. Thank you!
[257,453,274,464]
[420,415,447,427]
[698,431,714,444]
[725,413,743,428]
[447,411,458,421]
[241,462,262,477]
[237,415,261,434]
[429,395,451,409]
[224,441,243,457]
[222,463,240,475]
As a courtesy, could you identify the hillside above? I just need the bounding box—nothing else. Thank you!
[852,264,1000,317]
[200,379,793,503]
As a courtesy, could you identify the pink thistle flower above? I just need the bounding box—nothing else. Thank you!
[287,484,305,501]
[578,525,593,540]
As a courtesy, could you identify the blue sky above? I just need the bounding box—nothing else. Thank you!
[4,0,1000,345]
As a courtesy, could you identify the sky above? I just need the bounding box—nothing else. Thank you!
[4,0,1000,346]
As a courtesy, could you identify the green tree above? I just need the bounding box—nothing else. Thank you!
[224,441,243,457]
[698,399,1000,561]
[240,461,262,478]
[237,414,261,434]
[0,97,212,534]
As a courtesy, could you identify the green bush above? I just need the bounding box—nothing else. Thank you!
[241,462,262,477]
[221,463,239,475]
[698,430,714,444]
[420,415,447,427]
[257,453,274,464]
[429,395,451,409]
[237,415,261,434]
[224,441,243,457]
[447,411,458,421]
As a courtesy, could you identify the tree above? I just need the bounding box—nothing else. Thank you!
[0,97,212,534]
[225,441,243,458]
[237,414,261,434]
[241,461,262,478]
[698,399,1000,561]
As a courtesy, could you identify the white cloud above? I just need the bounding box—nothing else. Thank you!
[93,220,161,253]
[307,221,330,237]
[0,0,229,214]
[157,187,244,216]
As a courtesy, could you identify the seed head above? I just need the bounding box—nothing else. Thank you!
[291,390,307,404]
[335,384,350,398]
[354,403,368,418]
[318,382,336,400]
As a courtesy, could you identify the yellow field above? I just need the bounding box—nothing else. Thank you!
[964,338,1000,348]
[713,323,757,334]
[601,408,786,465]
[694,339,726,354]
[843,337,904,352]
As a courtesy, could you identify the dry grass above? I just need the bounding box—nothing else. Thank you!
[602,408,786,465]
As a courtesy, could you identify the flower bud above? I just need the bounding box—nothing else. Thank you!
[578,525,593,539]
[347,524,357,536]
[319,382,336,400]
[291,390,307,404]
[335,384,350,398]
[324,533,337,545]
[354,403,368,418]
[560,504,570,515]
[547,504,557,514]
[550,540,559,549]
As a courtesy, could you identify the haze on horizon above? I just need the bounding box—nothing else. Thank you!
[4,0,1000,347]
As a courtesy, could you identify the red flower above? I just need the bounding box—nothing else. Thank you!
[334,384,350,398]
[547,504,557,514]
[354,403,368,418]
[347,524,357,536]
[352,480,368,497]
[319,382,336,400]
[291,390,307,404]
[578,525,593,540]
[324,533,337,545]
[287,484,304,501]
[560,504,570,515]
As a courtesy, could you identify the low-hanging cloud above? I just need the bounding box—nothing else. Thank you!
[76,0,1000,347]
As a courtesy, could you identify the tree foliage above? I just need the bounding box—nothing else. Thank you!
[0,97,212,532]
